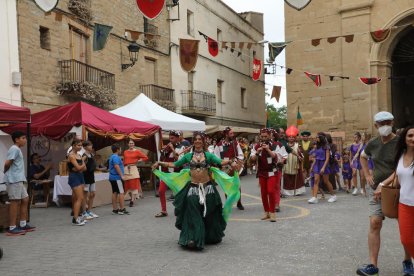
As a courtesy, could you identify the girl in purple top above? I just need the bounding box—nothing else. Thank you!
[308,133,337,204]
[341,152,352,193]
[350,132,364,196]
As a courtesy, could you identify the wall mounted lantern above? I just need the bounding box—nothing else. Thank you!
[121,42,140,71]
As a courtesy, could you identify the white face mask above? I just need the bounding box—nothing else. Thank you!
[378,125,392,137]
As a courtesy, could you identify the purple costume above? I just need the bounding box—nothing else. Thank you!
[368,158,374,170]
[342,161,352,180]
[309,149,315,187]
[350,143,363,170]
[333,152,340,173]
[312,146,330,175]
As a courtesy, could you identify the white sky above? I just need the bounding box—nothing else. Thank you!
[221,0,287,107]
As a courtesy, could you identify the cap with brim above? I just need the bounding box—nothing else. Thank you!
[301,131,311,136]
[374,111,394,122]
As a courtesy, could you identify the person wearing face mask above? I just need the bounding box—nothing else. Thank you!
[356,111,411,276]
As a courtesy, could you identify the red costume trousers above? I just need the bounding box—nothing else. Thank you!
[399,203,414,258]
[158,180,167,212]
[259,176,277,213]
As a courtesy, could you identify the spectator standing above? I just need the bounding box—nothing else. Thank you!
[81,141,99,220]
[4,131,35,235]
[356,112,412,276]
[108,144,129,215]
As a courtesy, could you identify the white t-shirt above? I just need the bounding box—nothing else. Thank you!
[397,155,414,206]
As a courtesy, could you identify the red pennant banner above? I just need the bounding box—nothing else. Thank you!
[370,29,391,43]
[180,39,199,72]
[359,77,381,85]
[305,71,322,87]
[252,58,262,81]
[136,0,165,20]
[208,37,219,57]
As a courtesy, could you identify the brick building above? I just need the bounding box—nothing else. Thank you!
[285,0,414,140]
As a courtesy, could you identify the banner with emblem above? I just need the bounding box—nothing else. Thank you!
[34,0,59,12]
[136,0,165,20]
[252,58,262,81]
[284,0,312,11]
[180,39,199,72]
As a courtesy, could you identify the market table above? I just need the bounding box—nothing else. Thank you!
[53,172,112,207]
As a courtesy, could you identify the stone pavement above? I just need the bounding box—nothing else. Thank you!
[0,174,406,276]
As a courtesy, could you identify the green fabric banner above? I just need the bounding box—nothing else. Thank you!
[93,23,113,51]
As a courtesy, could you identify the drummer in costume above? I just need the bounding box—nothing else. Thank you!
[251,128,285,221]
[300,131,312,186]
[214,127,245,210]
[152,132,240,250]
[155,130,189,218]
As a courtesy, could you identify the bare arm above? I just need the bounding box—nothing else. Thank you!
[69,154,86,172]
[33,165,52,180]
[360,152,373,186]
[4,159,12,173]
[320,149,330,173]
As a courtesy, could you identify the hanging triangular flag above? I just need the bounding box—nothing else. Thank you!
[305,71,322,87]
[329,76,335,81]
[237,52,242,57]
[286,68,293,74]
[239,42,245,49]
[208,37,219,57]
[246,43,253,50]
[268,42,289,63]
[125,29,142,41]
[136,0,165,20]
[297,108,304,126]
[252,58,262,81]
[370,29,391,43]
[341,76,350,80]
[344,34,354,43]
[271,86,282,103]
[180,39,199,72]
[327,36,338,44]
[231,42,236,49]
[221,41,228,50]
[359,77,381,85]
[311,39,321,47]
[284,0,312,11]
[93,23,113,51]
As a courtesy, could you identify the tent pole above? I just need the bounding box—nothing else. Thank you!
[154,131,161,196]
[26,123,31,221]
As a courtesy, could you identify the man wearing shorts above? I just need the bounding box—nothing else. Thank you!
[357,111,414,275]
[109,144,129,215]
[4,131,36,236]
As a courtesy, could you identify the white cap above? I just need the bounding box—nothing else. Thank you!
[374,111,394,122]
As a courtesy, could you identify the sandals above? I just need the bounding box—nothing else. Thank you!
[155,212,168,218]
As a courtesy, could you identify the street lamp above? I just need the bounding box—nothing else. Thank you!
[121,42,140,71]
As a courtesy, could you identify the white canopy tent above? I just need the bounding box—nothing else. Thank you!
[111,94,205,131]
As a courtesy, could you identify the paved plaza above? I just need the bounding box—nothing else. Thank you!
[0,174,405,276]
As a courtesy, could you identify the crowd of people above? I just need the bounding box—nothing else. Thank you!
[2,111,414,273]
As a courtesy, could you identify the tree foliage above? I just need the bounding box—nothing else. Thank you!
[266,104,287,130]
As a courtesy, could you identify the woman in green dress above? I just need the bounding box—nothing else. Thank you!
[152,132,240,250]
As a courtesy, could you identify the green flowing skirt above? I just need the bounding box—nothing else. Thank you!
[174,182,227,250]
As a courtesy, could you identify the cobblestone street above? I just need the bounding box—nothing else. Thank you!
[0,174,405,276]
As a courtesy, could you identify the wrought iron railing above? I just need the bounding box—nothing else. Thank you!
[140,84,175,111]
[144,21,158,35]
[181,90,216,115]
[59,59,115,90]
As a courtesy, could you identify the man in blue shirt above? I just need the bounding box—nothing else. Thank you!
[4,131,36,236]
[108,144,129,215]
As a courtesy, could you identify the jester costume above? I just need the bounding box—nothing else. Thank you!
[153,152,240,250]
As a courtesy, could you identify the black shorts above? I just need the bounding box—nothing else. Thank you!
[110,180,124,194]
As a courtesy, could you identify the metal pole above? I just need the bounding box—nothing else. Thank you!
[26,123,31,221]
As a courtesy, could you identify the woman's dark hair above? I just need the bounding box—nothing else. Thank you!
[394,125,414,174]
[82,140,92,147]
[71,138,82,146]
[354,132,362,139]
[316,132,328,149]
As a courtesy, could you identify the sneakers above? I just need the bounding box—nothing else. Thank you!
[72,217,86,226]
[308,197,319,204]
[20,224,36,232]
[403,260,414,276]
[352,187,359,196]
[6,227,26,236]
[118,208,130,215]
[82,211,94,220]
[237,202,245,210]
[87,211,99,218]
[112,209,119,215]
[356,264,379,276]
[328,195,337,203]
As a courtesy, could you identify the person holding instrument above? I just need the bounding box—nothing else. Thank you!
[152,132,240,250]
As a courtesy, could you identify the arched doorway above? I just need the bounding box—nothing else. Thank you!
[391,27,414,128]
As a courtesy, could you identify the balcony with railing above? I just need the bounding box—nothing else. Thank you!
[181,90,216,116]
[57,59,116,107]
[140,84,175,111]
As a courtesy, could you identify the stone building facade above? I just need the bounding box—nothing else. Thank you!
[285,0,414,140]
[169,0,266,129]
[0,0,21,106]
[17,0,172,113]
